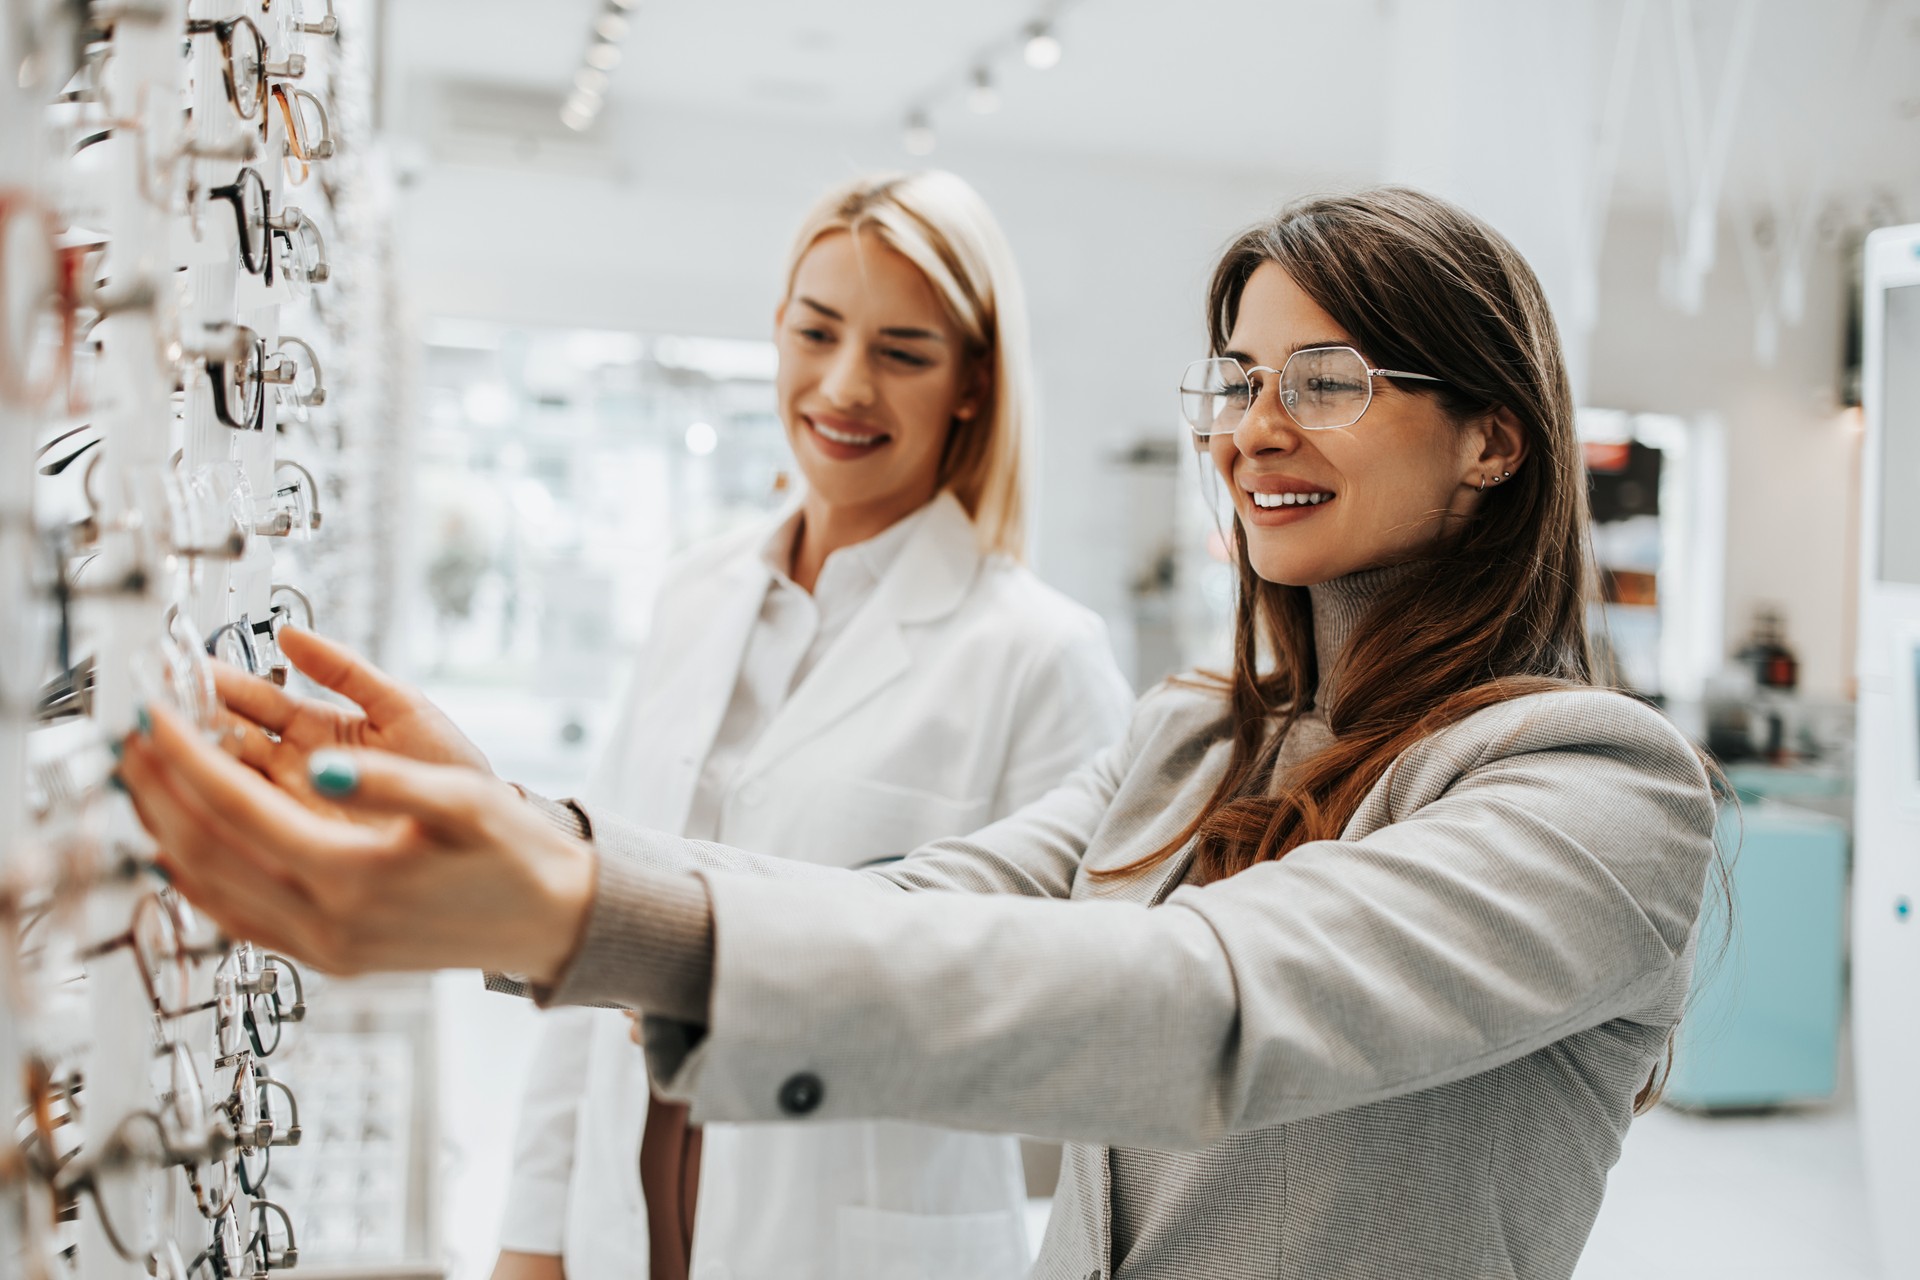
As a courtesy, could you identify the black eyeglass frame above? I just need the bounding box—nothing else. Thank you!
[204,324,267,431]
[205,167,273,284]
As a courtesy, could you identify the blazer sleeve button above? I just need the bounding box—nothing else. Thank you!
[777,1071,824,1116]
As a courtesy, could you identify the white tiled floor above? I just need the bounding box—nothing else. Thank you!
[1023,1097,1880,1276]
[1575,1098,1878,1279]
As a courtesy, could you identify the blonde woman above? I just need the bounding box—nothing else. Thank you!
[482,172,1131,1279]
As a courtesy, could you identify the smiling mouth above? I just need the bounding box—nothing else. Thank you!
[1249,491,1335,508]
[811,417,889,448]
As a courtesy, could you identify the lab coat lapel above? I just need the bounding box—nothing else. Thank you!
[733,493,982,786]
[647,542,775,833]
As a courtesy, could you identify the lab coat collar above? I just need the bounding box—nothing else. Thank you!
[867,490,982,627]
[729,490,984,786]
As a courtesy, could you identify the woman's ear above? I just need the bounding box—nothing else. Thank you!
[954,359,993,423]
[1465,405,1528,488]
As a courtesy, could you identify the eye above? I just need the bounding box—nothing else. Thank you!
[881,347,933,368]
[794,326,833,344]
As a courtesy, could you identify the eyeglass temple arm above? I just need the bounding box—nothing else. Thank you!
[280,87,334,159]
[1371,368,1445,384]
[271,458,323,531]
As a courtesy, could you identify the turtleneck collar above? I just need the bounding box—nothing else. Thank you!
[1305,560,1427,707]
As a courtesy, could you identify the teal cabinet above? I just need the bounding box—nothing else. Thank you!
[1664,801,1849,1110]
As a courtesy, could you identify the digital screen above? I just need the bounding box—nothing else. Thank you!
[1882,284,1920,586]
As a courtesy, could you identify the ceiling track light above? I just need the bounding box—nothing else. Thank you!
[903,111,936,156]
[893,7,1076,154]
[967,66,999,114]
[561,1,634,125]
[1023,22,1062,70]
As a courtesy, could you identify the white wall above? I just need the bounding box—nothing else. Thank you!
[1588,207,1860,699]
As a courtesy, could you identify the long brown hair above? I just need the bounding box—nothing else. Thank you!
[1112,187,1594,885]
[1109,186,1727,1112]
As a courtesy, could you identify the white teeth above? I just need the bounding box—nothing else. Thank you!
[814,420,885,446]
[1251,491,1333,508]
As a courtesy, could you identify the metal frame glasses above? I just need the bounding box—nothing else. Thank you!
[1179,347,1446,437]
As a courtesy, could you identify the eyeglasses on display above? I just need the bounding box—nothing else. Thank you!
[0,191,77,409]
[1179,346,1447,436]
[185,15,304,123]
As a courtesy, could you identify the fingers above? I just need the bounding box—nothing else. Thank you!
[304,748,496,839]
[211,663,305,736]
[212,711,278,777]
[132,704,342,880]
[116,729,329,962]
[278,626,413,718]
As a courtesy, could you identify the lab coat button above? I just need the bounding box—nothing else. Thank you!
[777,1072,823,1116]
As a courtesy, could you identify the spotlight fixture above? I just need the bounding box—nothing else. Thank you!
[903,111,936,155]
[560,2,636,128]
[967,67,999,114]
[1023,22,1061,69]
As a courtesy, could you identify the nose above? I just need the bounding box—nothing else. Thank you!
[1232,376,1303,457]
[819,341,875,409]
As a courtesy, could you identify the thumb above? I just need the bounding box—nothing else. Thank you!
[279,626,414,720]
[307,748,495,838]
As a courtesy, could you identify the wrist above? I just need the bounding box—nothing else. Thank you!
[522,823,599,988]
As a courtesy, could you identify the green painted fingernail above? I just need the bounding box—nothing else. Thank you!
[310,750,359,797]
[136,707,152,736]
[109,739,122,760]
[107,772,126,794]
[151,861,172,885]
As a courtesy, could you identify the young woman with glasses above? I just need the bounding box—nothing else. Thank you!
[121,186,1721,1279]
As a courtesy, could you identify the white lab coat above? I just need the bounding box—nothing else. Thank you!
[499,491,1133,1280]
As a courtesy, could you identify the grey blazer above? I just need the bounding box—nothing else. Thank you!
[549,682,1718,1279]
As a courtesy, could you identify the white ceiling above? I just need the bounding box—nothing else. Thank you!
[381,0,1920,219]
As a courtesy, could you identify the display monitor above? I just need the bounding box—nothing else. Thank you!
[1882,284,1920,586]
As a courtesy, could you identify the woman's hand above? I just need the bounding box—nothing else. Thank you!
[216,626,492,790]
[117,702,595,983]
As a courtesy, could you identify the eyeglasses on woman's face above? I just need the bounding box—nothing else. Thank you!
[1179,346,1445,437]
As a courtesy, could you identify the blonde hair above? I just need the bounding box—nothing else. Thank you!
[781,171,1033,560]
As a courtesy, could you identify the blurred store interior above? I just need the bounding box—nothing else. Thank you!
[15,0,1920,1276]
[370,3,1919,1278]
[348,4,1920,1276]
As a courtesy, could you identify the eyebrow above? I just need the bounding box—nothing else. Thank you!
[1222,339,1356,365]
[795,295,948,344]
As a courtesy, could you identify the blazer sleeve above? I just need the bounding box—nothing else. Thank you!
[633,694,1715,1150]
[568,681,1156,902]
[495,1007,597,1254]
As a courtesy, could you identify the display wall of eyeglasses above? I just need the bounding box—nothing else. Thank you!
[0,2,419,1278]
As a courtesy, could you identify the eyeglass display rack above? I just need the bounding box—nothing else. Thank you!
[0,3,434,1279]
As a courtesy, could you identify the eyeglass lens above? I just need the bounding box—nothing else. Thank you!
[229,20,265,119]
[1181,347,1379,435]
